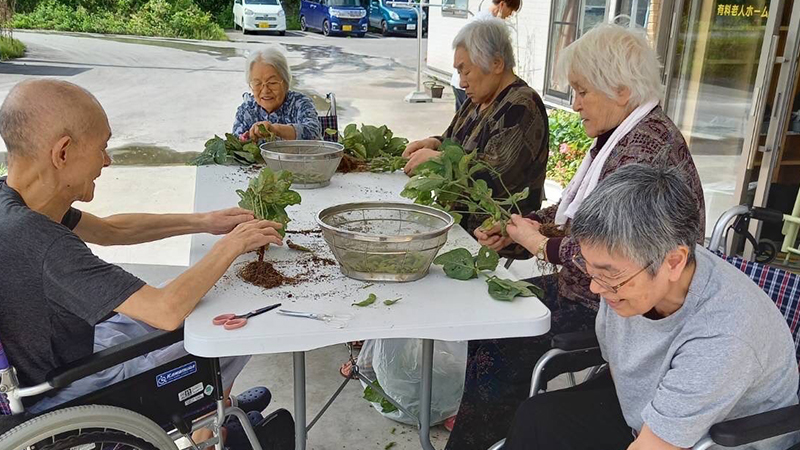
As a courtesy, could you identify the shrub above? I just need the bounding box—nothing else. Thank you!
[13,0,227,40]
[0,164,7,177]
[0,37,26,60]
[547,109,592,187]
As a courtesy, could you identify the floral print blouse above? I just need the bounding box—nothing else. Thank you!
[232,91,321,140]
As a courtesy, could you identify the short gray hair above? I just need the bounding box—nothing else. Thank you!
[452,18,515,74]
[571,164,701,274]
[246,46,292,86]
[556,23,663,106]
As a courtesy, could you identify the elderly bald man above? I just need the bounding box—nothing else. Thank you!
[0,79,288,447]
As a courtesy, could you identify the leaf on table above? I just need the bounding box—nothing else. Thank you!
[385,443,397,450]
[352,293,377,307]
[383,298,401,306]
[475,246,500,272]
[486,277,542,301]
[433,248,477,280]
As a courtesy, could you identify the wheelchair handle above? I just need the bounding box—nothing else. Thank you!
[750,207,785,224]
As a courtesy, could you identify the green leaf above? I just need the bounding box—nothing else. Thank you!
[433,248,477,280]
[353,293,377,307]
[383,298,401,306]
[385,443,397,450]
[486,277,542,301]
[363,381,398,413]
[475,246,500,272]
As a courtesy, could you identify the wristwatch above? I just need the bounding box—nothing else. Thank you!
[535,238,549,261]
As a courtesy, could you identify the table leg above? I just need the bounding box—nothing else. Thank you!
[293,352,307,450]
[418,339,435,450]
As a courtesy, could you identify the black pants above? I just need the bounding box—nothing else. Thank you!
[445,275,598,450]
[504,370,634,450]
[453,86,467,111]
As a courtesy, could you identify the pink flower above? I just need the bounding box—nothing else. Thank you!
[559,143,570,154]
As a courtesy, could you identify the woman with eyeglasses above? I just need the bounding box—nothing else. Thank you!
[233,46,322,141]
[505,165,799,450]
[446,24,705,450]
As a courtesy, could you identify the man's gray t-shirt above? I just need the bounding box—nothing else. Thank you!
[597,245,799,449]
[0,177,145,393]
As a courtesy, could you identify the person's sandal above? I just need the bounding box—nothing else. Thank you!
[339,360,359,380]
[231,386,272,415]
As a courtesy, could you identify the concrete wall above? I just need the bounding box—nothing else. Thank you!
[426,0,553,94]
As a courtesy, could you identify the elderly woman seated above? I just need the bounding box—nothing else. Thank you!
[445,24,705,449]
[403,17,549,234]
[233,46,322,141]
[447,25,705,450]
[505,164,800,450]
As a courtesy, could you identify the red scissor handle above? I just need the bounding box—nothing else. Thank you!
[223,318,247,330]
[213,314,236,325]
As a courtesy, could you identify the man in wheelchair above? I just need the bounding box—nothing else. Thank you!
[0,80,287,447]
[504,165,800,449]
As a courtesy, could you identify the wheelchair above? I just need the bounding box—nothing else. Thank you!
[0,326,263,450]
[490,204,800,449]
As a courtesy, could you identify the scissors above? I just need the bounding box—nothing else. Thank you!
[213,303,281,330]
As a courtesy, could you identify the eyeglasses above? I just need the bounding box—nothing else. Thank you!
[249,79,283,93]
[571,253,652,294]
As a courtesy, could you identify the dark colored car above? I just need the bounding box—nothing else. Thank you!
[368,0,427,36]
[300,0,369,37]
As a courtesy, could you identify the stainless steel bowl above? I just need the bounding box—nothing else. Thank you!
[260,140,344,189]
[316,202,455,282]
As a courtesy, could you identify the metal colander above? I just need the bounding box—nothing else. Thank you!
[260,140,344,189]
[316,202,455,282]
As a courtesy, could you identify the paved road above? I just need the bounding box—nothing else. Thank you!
[0,30,449,159]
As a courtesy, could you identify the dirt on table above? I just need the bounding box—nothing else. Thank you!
[239,260,300,289]
[337,154,369,173]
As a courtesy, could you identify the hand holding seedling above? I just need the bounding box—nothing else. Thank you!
[219,219,284,255]
[403,148,441,175]
[203,207,256,235]
[402,137,441,157]
[474,222,513,252]
[506,215,546,255]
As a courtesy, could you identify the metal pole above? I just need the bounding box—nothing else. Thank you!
[418,339,435,450]
[416,0,422,92]
[293,352,307,450]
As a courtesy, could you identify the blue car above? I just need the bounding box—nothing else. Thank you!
[300,0,368,37]
[368,0,427,36]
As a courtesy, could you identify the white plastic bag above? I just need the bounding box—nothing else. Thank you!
[357,338,467,425]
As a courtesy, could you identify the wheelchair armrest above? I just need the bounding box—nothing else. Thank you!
[709,404,800,447]
[551,330,599,351]
[46,327,184,388]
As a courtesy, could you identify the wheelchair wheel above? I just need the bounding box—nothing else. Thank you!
[42,431,158,450]
[755,240,777,264]
[0,405,177,450]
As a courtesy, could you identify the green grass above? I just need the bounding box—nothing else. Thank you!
[0,37,26,60]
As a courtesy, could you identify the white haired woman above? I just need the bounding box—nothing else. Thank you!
[233,46,321,141]
[446,24,706,449]
[505,165,799,449]
[403,17,549,236]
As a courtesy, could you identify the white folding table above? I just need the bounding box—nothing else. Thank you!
[184,166,551,450]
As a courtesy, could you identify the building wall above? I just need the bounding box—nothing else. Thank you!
[426,0,553,94]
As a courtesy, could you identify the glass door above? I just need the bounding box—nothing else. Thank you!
[663,0,771,235]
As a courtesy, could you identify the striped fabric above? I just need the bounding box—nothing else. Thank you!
[719,253,800,365]
[319,114,339,142]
